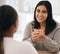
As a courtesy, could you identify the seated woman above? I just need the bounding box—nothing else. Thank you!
[23,1,60,53]
[0,5,38,54]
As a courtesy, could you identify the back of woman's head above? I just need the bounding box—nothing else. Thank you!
[0,5,18,32]
[0,5,18,54]
[34,1,56,35]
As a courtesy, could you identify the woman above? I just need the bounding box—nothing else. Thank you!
[23,1,60,53]
[0,5,38,54]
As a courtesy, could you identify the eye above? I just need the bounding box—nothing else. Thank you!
[36,9,40,12]
[42,10,47,13]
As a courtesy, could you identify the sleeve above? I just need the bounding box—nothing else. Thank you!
[23,22,36,46]
[42,28,60,52]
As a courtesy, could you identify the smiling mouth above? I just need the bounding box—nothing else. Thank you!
[38,17,43,20]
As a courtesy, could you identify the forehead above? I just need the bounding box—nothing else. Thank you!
[36,5,47,11]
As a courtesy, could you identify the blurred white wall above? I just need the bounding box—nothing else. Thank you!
[0,0,6,6]
[48,0,60,15]
[18,0,60,15]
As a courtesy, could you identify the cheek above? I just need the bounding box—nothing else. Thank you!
[35,11,38,16]
[46,14,48,18]
[44,14,48,20]
[35,13,37,17]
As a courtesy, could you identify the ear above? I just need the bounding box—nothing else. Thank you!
[13,20,18,33]
[11,25,17,33]
[14,20,18,28]
[10,20,18,33]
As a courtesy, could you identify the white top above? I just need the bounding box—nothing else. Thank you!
[4,37,38,54]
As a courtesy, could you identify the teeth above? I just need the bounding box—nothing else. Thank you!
[39,17,42,19]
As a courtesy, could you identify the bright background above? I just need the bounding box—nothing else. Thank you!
[0,0,60,41]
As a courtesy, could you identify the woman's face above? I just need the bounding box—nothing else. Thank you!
[35,5,48,23]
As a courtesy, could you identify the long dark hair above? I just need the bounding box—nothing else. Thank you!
[0,5,18,54]
[34,1,56,35]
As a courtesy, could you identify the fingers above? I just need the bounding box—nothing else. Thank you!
[34,29,45,37]
[31,35,39,42]
[34,29,44,33]
[31,32,39,37]
[31,32,39,42]
[31,29,46,42]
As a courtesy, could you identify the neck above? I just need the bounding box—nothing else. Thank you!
[3,32,13,37]
[40,22,46,31]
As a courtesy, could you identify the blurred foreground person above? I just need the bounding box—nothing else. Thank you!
[0,5,38,54]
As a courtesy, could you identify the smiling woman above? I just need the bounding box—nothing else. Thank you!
[23,1,60,53]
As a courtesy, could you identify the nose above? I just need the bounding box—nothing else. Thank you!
[38,12,43,16]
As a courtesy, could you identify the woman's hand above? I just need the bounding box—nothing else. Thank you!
[31,29,40,42]
[38,29,46,41]
[31,29,46,43]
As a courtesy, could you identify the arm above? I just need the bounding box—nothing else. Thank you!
[42,28,60,52]
[23,22,36,46]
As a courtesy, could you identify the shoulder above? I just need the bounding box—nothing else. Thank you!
[19,41,38,54]
[26,21,34,26]
[53,22,60,33]
[56,22,60,29]
[4,37,21,45]
[54,22,60,31]
[25,21,34,28]
[4,38,38,54]
[48,22,60,35]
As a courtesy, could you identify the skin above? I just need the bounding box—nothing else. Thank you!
[36,5,48,24]
[31,5,48,42]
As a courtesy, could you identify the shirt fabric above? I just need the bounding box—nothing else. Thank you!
[23,21,60,53]
[4,37,38,54]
